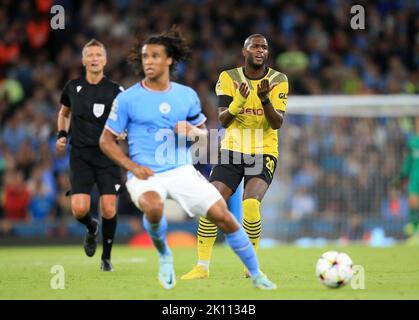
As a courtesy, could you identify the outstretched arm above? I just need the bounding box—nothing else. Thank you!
[56,104,71,153]
[218,82,249,128]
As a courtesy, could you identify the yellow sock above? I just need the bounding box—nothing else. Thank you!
[242,198,261,251]
[197,217,218,266]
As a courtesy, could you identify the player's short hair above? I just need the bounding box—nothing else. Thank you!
[82,39,107,57]
[127,26,190,78]
[243,34,267,48]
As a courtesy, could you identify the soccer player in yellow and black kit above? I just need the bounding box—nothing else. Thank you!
[181,34,288,280]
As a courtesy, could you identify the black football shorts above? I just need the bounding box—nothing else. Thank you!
[208,149,277,193]
[70,146,121,195]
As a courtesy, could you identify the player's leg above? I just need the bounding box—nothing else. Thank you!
[409,195,419,232]
[138,191,175,289]
[241,154,276,277]
[205,199,276,290]
[126,177,174,289]
[181,156,242,280]
[242,154,276,252]
[242,177,269,252]
[197,151,242,268]
[71,193,99,257]
[99,195,117,271]
[71,193,95,230]
[137,191,170,255]
[407,193,419,245]
[241,178,269,277]
[181,181,232,280]
[228,181,244,223]
[171,165,276,289]
[70,150,98,257]
[96,165,121,271]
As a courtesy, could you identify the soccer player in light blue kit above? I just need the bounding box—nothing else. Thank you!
[99,29,276,290]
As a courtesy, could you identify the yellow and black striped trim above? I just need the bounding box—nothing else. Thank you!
[198,218,218,238]
[243,219,261,239]
[225,68,254,90]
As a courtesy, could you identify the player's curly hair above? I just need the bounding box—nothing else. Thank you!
[127,26,191,78]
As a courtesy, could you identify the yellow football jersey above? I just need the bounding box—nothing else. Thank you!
[215,67,288,158]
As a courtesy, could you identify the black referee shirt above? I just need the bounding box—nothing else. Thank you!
[60,76,123,148]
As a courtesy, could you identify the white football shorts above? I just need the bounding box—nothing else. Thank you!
[126,165,222,218]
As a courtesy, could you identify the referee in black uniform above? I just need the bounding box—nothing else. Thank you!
[56,39,123,271]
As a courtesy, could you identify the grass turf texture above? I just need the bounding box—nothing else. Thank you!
[0,245,418,299]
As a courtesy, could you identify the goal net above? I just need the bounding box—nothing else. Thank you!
[261,94,419,243]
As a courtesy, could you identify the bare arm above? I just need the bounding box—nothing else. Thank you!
[218,82,249,128]
[257,79,284,130]
[57,104,71,132]
[262,102,284,129]
[218,107,235,128]
[174,121,208,139]
[55,105,71,153]
[99,128,154,179]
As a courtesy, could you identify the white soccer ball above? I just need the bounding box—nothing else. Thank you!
[315,251,353,288]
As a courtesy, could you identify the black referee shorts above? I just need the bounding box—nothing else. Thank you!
[70,146,121,195]
[209,149,277,193]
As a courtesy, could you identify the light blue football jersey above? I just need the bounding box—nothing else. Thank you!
[105,81,206,176]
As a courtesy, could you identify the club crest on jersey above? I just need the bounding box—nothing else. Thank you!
[159,102,171,114]
[93,103,105,118]
[215,80,225,95]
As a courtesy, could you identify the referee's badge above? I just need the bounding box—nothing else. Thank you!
[93,103,105,118]
[159,102,171,114]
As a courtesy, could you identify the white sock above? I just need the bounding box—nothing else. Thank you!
[197,260,209,270]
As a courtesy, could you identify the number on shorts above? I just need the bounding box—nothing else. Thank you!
[265,156,275,177]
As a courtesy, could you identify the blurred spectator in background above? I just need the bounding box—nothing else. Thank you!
[28,165,56,221]
[2,169,30,222]
[381,187,409,221]
[290,186,317,221]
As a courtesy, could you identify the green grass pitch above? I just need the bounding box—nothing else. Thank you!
[1,244,418,299]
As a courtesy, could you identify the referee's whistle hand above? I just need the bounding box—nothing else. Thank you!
[132,165,154,180]
[56,137,67,154]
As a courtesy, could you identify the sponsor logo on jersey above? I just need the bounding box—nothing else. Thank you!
[239,108,264,116]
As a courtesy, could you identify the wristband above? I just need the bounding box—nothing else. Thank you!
[228,103,241,116]
[261,97,270,106]
[57,130,68,139]
[229,90,247,115]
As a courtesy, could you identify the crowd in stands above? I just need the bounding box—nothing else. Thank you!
[0,0,417,238]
